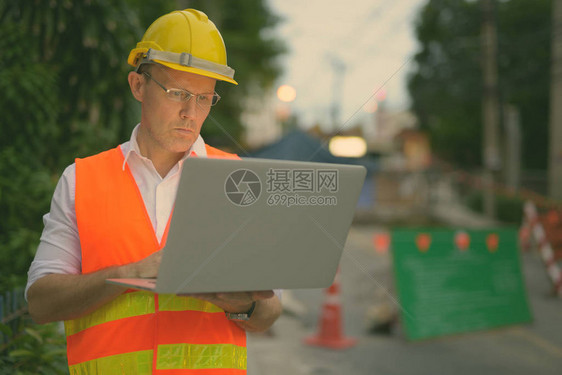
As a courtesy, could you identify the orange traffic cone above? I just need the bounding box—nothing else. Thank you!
[304,269,357,349]
[373,232,391,254]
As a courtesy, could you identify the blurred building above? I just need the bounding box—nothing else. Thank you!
[395,129,431,171]
[364,107,418,155]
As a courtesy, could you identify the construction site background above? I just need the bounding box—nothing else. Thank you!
[247,155,562,375]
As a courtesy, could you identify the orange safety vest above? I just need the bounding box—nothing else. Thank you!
[66,145,246,374]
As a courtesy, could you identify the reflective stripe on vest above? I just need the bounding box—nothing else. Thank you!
[64,292,226,337]
[158,294,224,313]
[65,291,155,336]
[69,344,247,374]
[68,145,243,374]
[69,350,153,375]
[157,343,246,370]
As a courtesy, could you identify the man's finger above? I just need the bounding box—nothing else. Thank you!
[215,292,251,301]
[251,290,274,300]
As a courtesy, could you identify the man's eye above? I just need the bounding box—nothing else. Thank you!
[197,95,211,104]
[167,90,189,101]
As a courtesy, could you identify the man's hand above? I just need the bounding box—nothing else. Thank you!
[182,290,282,332]
[123,250,163,278]
[27,250,164,324]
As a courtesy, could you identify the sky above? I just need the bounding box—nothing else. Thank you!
[267,0,427,131]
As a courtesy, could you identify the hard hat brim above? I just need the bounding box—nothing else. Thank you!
[155,60,238,85]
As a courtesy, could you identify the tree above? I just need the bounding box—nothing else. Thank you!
[0,0,154,289]
[408,0,551,171]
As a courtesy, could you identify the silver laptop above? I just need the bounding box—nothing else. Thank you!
[106,157,366,294]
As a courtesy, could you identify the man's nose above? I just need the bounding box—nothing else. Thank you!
[179,97,199,119]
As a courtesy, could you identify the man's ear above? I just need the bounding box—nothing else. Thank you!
[128,71,145,102]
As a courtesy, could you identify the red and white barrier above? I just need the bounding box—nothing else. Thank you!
[521,201,562,297]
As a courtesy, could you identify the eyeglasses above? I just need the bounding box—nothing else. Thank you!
[142,72,221,107]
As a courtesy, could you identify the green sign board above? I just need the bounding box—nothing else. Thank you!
[391,228,532,340]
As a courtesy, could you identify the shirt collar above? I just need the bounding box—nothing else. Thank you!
[121,123,207,171]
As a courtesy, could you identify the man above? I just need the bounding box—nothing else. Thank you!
[26,9,282,374]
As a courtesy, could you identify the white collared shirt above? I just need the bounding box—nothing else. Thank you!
[25,124,207,297]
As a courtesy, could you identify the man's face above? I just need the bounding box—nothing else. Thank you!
[134,65,216,158]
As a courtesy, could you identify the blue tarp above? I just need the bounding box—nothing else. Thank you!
[247,130,378,174]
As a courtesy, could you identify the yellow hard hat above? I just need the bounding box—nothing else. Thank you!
[127,9,237,85]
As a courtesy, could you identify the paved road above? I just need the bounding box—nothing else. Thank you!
[248,225,562,375]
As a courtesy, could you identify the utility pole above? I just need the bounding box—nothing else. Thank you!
[329,55,346,132]
[481,0,501,218]
[504,105,521,191]
[549,0,562,201]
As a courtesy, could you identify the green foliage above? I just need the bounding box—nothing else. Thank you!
[0,20,59,290]
[1,0,150,167]
[0,23,61,160]
[497,0,551,171]
[0,147,55,290]
[408,0,551,170]
[408,0,482,167]
[0,321,68,375]
[0,2,153,291]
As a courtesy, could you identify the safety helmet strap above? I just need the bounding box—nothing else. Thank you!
[136,49,235,80]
